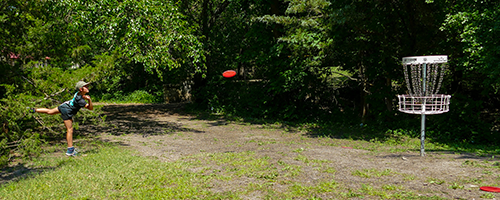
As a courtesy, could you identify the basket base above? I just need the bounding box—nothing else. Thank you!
[397,94,451,115]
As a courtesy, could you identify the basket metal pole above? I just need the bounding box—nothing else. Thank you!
[420,63,427,156]
[421,112,425,156]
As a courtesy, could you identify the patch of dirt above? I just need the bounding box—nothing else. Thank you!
[86,103,499,199]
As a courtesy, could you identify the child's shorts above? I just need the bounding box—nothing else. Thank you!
[57,103,73,120]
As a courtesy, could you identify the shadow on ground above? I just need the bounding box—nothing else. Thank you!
[0,164,50,185]
[0,159,69,185]
[79,103,205,137]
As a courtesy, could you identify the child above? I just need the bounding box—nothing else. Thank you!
[29,81,93,156]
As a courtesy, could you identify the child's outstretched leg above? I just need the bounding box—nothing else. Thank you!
[63,119,75,156]
[32,107,60,115]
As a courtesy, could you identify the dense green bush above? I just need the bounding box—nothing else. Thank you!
[96,90,160,104]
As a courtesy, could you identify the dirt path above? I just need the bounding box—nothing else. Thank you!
[90,104,499,199]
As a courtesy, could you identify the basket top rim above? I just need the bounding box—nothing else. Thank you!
[402,55,448,64]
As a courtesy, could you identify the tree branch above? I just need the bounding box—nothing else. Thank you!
[331,71,359,81]
[44,88,67,100]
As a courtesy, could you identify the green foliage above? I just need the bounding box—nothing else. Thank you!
[0,91,39,165]
[58,0,205,75]
[98,90,160,104]
[18,133,44,159]
[441,1,500,88]
[436,1,500,144]
[192,0,347,121]
[428,95,492,144]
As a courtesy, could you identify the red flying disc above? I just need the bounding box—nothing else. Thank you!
[222,70,236,78]
[480,186,500,193]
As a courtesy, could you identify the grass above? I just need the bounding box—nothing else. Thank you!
[1,144,238,199]
[2,140,499,200]
[2,113,500,199]
[351,168,395,178]
[427,177,446,185]
[3,141,490,200]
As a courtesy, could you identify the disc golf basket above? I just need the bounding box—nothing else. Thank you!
[397,55,451,156]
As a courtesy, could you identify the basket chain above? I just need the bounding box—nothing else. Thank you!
[403,63,446,96]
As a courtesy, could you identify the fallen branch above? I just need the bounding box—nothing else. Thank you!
[4,143,19,149]
[44,88,66,100]
[33,116,57,134]
[19,73,64,103]
[21,75,48,97]
[331,71,359,81]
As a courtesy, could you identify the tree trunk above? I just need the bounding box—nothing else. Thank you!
[270,0,282,38]
[359,63,369,123]
[385,77,393,112]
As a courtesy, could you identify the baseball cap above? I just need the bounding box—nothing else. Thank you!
[75,81,90,90]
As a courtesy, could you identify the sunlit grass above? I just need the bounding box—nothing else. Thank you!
[0,146,230,199]
[351,168,395,178]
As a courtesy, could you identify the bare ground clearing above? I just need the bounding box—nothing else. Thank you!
[92,104,500,199]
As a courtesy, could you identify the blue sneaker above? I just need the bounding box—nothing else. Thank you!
[27,107,36,113]
[66,147,77,156]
